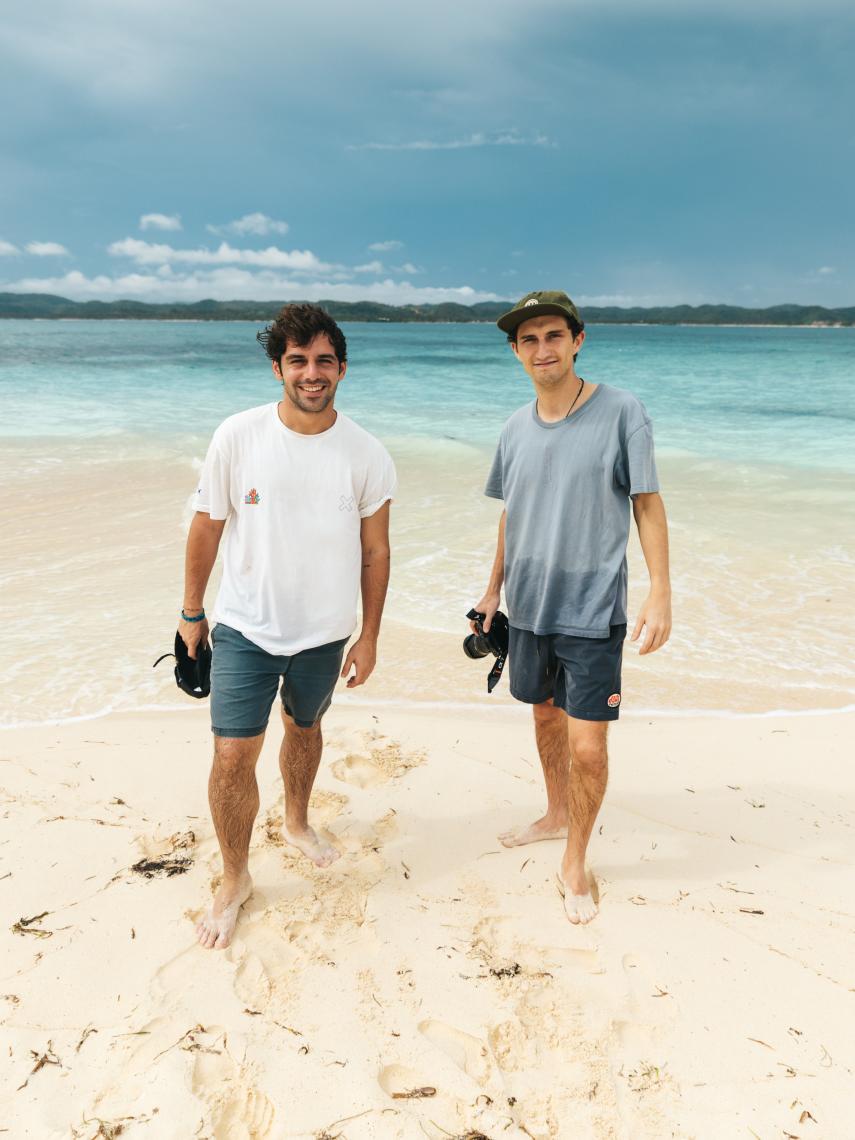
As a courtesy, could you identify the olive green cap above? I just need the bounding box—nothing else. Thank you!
[496,289,583,335]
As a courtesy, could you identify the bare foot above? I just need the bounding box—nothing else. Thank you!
[556,866,598,925]
[283,823,341,868]
[196,871,253,950]
[498,814,568,848]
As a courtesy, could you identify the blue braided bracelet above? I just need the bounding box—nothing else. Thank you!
[181,609,206,623]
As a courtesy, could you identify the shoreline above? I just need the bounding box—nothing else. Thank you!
[3,692,855,733]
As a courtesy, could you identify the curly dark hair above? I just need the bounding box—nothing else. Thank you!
[257,302,347,365]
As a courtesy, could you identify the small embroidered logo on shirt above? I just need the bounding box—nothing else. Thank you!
[244,488,261,505]
[607,693,621,708]
[339,495,355,512]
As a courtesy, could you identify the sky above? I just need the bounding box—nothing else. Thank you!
[1,0,853,309]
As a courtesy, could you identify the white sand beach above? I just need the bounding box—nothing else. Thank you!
[2,703,852,1138]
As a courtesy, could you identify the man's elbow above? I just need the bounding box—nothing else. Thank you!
[362,545,391,562]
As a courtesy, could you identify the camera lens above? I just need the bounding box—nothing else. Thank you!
[462,633,490,659]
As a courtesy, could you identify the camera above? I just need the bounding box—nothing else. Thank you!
[464,608,510,692]
[464,608,509,659]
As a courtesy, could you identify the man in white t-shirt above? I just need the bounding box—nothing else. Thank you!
[180,303,396,950]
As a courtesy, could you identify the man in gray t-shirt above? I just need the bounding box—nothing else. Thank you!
[473,290,672,925]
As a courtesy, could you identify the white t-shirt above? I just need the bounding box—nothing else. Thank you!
[195,403,397,655]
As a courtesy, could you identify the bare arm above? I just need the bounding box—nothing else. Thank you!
[631,492,672,655]
[179,511,226,658]
[341,501,391,688]
[472,509,506,633]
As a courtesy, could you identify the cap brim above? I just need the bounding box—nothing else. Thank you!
[496,303,578,334]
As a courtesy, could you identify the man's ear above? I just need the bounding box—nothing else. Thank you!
[509,339,520,359]
[338,360,347,380]
[272,358,283,380]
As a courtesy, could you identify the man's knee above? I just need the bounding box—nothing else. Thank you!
[213,734,264,775]
[571,736,608,777]
[533,698,565,726]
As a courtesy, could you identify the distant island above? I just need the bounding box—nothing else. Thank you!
[1,292,852,326]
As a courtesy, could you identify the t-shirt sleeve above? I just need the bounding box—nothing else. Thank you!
[484,437,504,500]
[359,447,397,518]
[621,420,660,497]
[194,435,233,520]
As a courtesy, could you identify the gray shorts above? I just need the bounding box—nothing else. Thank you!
[508,624,626,722]
[210,623,349,737]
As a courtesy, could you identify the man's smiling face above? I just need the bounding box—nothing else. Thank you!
[273,332,346,414]
[511,314,585,389]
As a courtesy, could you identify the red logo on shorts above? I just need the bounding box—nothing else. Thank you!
[607,693,621,708]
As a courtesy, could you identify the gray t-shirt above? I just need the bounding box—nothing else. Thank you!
[485,383,659,638]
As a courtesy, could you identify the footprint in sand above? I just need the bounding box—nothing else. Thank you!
[331,753,386,788]
[418,1019,493,1086]
[231,951,272,1008]
[564,946,602,973]
[189,1032,276,1140]
[211,1085,275,1140]
[378,1062,441,1100]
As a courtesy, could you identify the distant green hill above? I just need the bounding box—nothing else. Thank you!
[0,293,852,326]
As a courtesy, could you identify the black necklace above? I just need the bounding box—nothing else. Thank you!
[538,378,585,421]
[564,378,585,418]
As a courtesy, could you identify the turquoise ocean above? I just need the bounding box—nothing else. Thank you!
[2,320,855,469]
[1,319,854,726]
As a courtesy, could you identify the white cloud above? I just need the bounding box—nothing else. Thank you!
[3,268,501,307]
[25,241,70,256]
[348,130,554,152]
[140,213,182,232]
[368,240,403,252]
[0,240,20,256]
[207,213,290,237]
[817,266,836,275]
[108,238,333,275]
[353,260,385,274]
[394,262,420,275]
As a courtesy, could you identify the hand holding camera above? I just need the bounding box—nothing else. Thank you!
[464,606,510,692]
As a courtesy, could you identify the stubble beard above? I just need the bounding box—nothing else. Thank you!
[285,384,334,415]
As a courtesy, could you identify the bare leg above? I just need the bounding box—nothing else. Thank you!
[279,710,340,868]
[559,720,609,924]
[196,734,263,950]
[499,699,570,847]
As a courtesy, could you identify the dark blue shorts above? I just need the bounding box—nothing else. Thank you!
[508,624,626,722]
[210,623,349,737]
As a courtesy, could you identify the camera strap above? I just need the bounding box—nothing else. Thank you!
[487,650,507,694]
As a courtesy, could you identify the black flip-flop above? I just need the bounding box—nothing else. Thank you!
[153,632,212,699]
